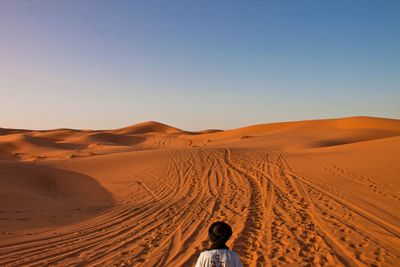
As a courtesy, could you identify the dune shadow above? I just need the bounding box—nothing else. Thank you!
[0,161,114,231]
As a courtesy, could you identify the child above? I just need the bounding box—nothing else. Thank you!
[195,221,243,267]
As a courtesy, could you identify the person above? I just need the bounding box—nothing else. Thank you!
[195,221,243,267]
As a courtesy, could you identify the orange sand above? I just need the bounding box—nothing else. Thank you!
[0,116,399,266]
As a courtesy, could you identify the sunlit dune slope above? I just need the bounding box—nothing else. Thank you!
[200,116,400,149]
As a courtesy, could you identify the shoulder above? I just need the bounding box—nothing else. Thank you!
[198,250,214,258]
[195,250,216,266]
[229,250,240,257]
[197,250,216,260]
[200,249,239,258]
[219,250,238,259]
[227,250,242,266]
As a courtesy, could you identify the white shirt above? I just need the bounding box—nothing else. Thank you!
[195,249,243,267]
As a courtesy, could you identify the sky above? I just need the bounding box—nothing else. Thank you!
[0,0,399,131]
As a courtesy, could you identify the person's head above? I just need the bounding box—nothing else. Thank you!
[208,221,233,250]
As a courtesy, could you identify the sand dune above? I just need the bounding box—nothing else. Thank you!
[110,121,184,135]
[0,116,399,266]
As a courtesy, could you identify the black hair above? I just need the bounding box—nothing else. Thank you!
[208,221,233,250]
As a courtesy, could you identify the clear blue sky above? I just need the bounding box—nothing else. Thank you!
[1,0,399,131]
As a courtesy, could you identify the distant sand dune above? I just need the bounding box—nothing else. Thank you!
[110,121,184,135]
[0,116,399,266]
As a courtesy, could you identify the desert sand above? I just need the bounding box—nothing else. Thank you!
[0,116,399,266]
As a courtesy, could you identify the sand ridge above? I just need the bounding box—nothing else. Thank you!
[0,116,399,266]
